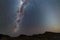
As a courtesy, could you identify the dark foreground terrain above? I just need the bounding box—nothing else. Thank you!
[0,32,60,40]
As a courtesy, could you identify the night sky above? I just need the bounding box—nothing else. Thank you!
[0,0,60,37]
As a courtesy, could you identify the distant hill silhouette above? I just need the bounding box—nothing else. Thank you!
[0,32,60,40]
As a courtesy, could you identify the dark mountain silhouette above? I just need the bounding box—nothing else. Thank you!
[0,32,60,40]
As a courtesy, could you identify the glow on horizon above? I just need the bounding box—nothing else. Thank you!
[44,5,60,32]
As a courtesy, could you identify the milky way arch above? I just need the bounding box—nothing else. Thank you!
[12,0,29,33]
